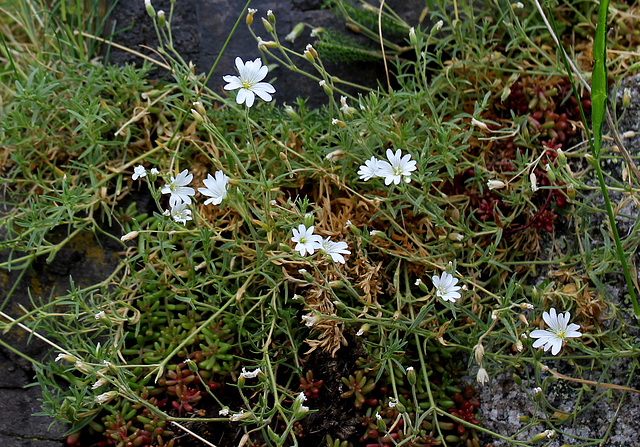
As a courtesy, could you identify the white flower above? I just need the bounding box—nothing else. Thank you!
[199,171,230,205]
[132,165,147,180]
[530,308,581,355]
[377,149,417,185]
[301,314,317,327]
[240,367,262,379]
[219,408,230,416]
[223,57,275,107]
[150,168,160,175]
[161,169,195,208]
[435,20,444,30]
[171,202,192,225]
[94,311,106,320]
[296,393,307,403]
[476,367,489,385]
[432,271,462,303]
[388,398,399,408]
[291,224,323,256]
[320,237,350,264]
[487,179,506,190]
[358,156,381,181]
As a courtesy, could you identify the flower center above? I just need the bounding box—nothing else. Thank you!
[242,80,253,90]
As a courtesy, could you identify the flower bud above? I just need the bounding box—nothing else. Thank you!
[157,10,165,27]
[567,183,575,199]
[415,278,429,293]
[303,213,314,228]
[266,10,276,24]
[261,17,273,33]
[332,118,346,128]
[434,20,444,31]
[622,88,631,108]
[310,27,324,37]
[473,343,485,364]
[487,179,506,190]
[95,391,117,405]
[529,172,538,192]
[406,367,417,386]
[286,23,305,42]
[267,426,281,444]
[304,44,318,61]
[191,109,204,123]
[284,105,299,120]
[319,79,332,95]
[556,148,567,166]
[512,373,522,386]
[120,231,139,242]
[246,8,257,25]
[409,27,418,47]
[376,413,386,432]
[144,0,156,18]
[356,324,370,336]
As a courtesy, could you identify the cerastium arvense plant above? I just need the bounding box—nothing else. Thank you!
[1,0,640,446]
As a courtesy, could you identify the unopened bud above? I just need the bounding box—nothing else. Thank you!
[303,213,314,228]
[406,366,417,386]
[546,167,556,183]
[473,343,485,364]
[120,231,139,242]
[557,148,566,166]
[191,109,204,122]
[356,324,370,336]
[266,9,276,24]
[261,17,273,33]
[530,172,538,192]
[157,10,165,27]
[376,413,386,431]
[319,79,332,95]
[286,23,305,42]
[409,27,418,47]
[512,373,522,386]
[622,87,631,108]
[487,179,506,190]
[284,105,299,120]
[267,426,281,444]
[332,118,346,128]
[567,183,575,200]
[305,44,318,60]
[310,27,324,37]
[144,0,156,18]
